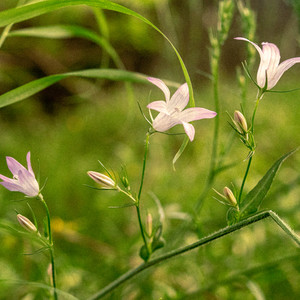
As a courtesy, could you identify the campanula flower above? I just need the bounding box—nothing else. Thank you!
[235,37,300,90]
[0,152,39,197]
[147,77,217,141]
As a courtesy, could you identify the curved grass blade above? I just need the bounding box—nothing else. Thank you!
[0,0,195,162]
[9,25,124,69]
[0,69,148,108]
[240,148,298,219]
[0,0,194,105]
[0,279,79,300]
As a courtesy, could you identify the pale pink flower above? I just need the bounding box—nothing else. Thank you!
[235,37,300,90]
[147,77,217,141]
[0,152,39,197]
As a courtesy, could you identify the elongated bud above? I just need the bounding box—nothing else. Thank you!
[87,171,117,189]
[17,214,37,232]
[223,187,237,206]
[146,213,153,237]
[234,110,248,133]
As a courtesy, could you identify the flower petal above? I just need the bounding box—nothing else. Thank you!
[18,170,39,197]
[0,181,23,192]
[152,113,180,132]
[268,57,300,89]
[181,121,195,141]
[147,101,168,114]
[168,83,189,112]
[235,37,267,87]
[179,107,217,123]
[26,152,34,176]
[147,77,170,102]
[258,42,281,88]
[6,156,27,177]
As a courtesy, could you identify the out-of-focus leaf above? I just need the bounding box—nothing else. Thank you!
[240,148,298,219]
[0,0,194,104]
[0,69,148,108]
[0,0,195,162]
[0,279,79,299]
[9,25,124,68]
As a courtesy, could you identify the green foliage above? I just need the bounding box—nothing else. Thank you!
[0,0,299,299]
[239,149,298,219]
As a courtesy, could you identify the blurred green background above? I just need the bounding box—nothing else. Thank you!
[0,0,299,299]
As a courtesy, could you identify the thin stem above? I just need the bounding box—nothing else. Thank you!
[87,210,300,300]
[137,132,150,202]
[49,247,58,300]
[238,95,261,203]
[136,132,151,258]
[136,205,148,255]
[238,155,252,204]
[195,48,220,212]
[39,195,57,300]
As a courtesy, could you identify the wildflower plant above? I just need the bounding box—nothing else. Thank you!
[0,1,299,299]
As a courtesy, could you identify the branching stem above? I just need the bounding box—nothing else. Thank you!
[87,210,300,300]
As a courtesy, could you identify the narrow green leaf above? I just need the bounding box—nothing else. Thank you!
[0,279,79,299]
[240,148,298,218]
[0,0,193,104]
[0,0,194,161]
[172,136,189,169]
[0,69,148,108]
[9,25,124,69]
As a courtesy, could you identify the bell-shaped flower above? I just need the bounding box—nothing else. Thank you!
[235,37,300,90]
[147,77,217,141]
[0,152,40,197]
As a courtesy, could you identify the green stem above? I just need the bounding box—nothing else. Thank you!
[136,132,151,258]
[39,195,57,300]
[238,155,252,204]
[137,132,150,201]
[87,210,300,300]
[238,95,261,203]
[195,48,220,212]
[136,205,148,255]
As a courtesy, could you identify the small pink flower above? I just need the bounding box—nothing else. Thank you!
[235,37,300,90]
[0,152,39,197]
[147,77,217,141]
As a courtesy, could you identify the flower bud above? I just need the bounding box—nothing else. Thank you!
[87,171,117,189]
[223,187,237,206]
[234,110,248,133]
[146,213,153,237]
[17,214,37,232]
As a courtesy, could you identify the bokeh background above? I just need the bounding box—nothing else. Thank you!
[0,0,299,299]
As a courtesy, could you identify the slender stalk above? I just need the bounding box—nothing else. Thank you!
[195,47,220,212]
[137,132,150,201]
[136,132,151,258]
[238,155,252,203]
[39,195,57,300]
[238,95,261,203]
[136,205,148,255]
[87,210,300,300]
